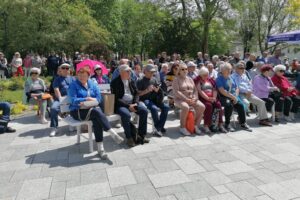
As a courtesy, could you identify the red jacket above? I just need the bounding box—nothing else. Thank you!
[271,75,297,97]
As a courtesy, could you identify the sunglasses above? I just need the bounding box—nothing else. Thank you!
[95,68,102,71]
[61,67,69,70]
[279,70,285,73]
[30,72,38,75]
[181,68,188,71]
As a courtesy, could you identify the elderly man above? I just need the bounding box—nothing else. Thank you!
[49,63,75,136]
[0,102,16,134]
[231,62,272,126]
[187,61,198,80]
[111,64,148,147]
[268,49,282,66]
[112,58,137,82]
[229,52,241,66]
[206,62,218,80]
[137,64,169,137]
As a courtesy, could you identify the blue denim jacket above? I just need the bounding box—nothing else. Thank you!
[68,79,102,111]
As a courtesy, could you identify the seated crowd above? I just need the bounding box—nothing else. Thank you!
[1,50,300,160]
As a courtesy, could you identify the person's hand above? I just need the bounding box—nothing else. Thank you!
[129,104,137,112]
[153,86,160,93]
[86,97,96,101]
[246,92,252,98]
[274,87,280,92]
[288,87,295,92]
[232,96,238,104]
[147,85,154,92]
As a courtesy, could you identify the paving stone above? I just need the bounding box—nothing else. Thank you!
[106,166,137,188]
[225,181,264,199]
[213,185,230,194]
[174,157,206,174]
[16,177,52,200]
[214,160,254,175]
[156,184,186,197]
[0,182,23,199]
[182,181,217,199]
[251,168,284,184]
[279,179,300,195]
[80,169,107,185]
[200,171,232,186]
[255,195,274,200]
[208,192,240,200]
[66,182,111,200]
[258,182,298,200]
[183,136,212,147]
[99,195,129,200]
[150,158,180,172]
[148,170,191,188]
[132,143,162,154]
[229,149,263,164]
[276,143,300,155]
[10,167,42,183]
[125,182,159,199]
[49,181,66,199]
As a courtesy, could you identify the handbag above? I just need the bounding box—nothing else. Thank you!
[186,110,195,134]
[80,100,99,109]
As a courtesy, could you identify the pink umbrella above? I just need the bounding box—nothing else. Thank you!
[76,59,109,75]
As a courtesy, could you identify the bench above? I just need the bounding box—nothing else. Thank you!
[60,96,120,153]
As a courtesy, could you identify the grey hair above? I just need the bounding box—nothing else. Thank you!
[199,67,209,76]
[212,55,219,60]
[274,64,286,72]
[161,63,168,68]
[220,62,232,72]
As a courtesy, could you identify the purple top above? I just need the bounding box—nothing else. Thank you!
[252,74,274,98]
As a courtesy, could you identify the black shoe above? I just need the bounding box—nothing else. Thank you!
[275,117,280,123]
[143,137,150,143]
[225,124,235,132]
[5,127,16,133]
[240,123,252,132]
[127,138,136,148]
[161,128,167,133]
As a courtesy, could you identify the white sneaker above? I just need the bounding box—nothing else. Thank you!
[110,133,124,144]
[115,123,121,128]
[284,115,293,122]
[49,128,57,137]
[195,126,202,135]
[40,118,48,124]
[180,128,191,136]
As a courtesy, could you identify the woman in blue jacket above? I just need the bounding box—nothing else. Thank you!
[68,66,123,159]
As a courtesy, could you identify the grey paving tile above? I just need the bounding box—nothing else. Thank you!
[200,171,232,186]
[150,158,179,173]
[251,169,284,184]
[16,177,52,200]
[225,181,264,199]
[125,182,159,200]
[156,184,186,197]
[66,182,111,200]
[214,160,254,175]
[182,181,218,199]
[279,179,300,195]
[174,157,206,174]
[106,166,137,188]
[208,192,240,200]
[0,182,22,199]
[148,170,191,188]
[49,181,66,199]
[229,149,263,164]
[10,167,42,183]
[258,182,298,200]
[80,169,108,185]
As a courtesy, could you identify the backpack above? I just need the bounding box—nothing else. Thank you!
[186,110,195,134]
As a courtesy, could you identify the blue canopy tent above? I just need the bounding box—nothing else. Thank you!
[267,30,300,44]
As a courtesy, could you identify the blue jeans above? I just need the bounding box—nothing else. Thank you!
[143,100,169,131]
[0,102,11,121]
[116,102,148,139]
[50,101,60,128]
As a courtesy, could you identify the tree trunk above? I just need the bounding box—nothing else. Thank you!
[202,22,209,54]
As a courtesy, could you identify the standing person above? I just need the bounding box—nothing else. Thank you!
[159,52,167,64]
[11,52,24,77]
[0,102,16,134]
[49,64,75,137]
[268,49,282,66]
[216,63,252,132]
[32,53,43,69]
[68,67,124,159]
[195,67,227,134]
[73,52,81,71]
[47,51,60,76]
[24,53,33,77]
[272,65,300,121]
[0,52,9,78]
[111,64,149,147]
[172,63,205,136]
[137,64,169,137]
[257,51,269,63]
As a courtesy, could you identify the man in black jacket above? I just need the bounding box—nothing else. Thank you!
[110,64,148,147]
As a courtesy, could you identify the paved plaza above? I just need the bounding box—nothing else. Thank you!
[1,112,300,200]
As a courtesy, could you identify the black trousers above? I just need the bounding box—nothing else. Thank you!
[220,96,246,125]
[70,108,111,142]
[283,96,300,116]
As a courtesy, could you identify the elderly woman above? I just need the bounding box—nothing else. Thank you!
[11,52,24,77]
[187,61,198,80]
[91,64,110,84]
[253,65,283,122]
[172,63,205,135]
[68,67,123,159]
[231,61,272,126]
[24,68,51,124]
[206,62,218,80]
[195,67,227,134]
[216,63,252,132]
[271,65,300,121]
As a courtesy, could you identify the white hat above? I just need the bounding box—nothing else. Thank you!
[187,61,197,67]
[30,67,41,75]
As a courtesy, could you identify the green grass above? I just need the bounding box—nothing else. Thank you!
[0,89,24,103]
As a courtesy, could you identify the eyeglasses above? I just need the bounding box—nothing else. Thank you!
[61,67,69,70]
[279,70,285,73]
[30,72,38,75]
[181,68,188,71]
[95,68,102,71]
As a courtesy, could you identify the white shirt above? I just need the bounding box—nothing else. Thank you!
[122,79,133,103]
